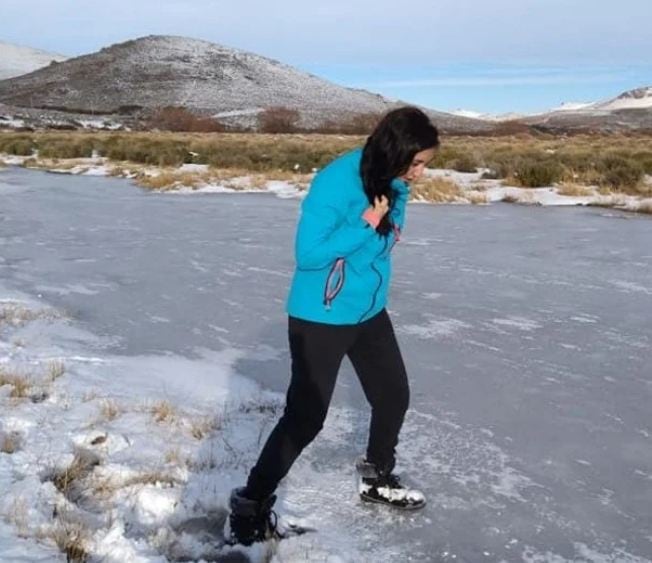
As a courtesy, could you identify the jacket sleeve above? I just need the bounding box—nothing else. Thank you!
[295,173,377,270]
[390,189,409,231]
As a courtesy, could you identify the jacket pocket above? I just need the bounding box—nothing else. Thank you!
[323,258,346,310]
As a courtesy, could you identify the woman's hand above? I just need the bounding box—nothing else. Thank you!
[362,195,389,229]
[372,195,390,218]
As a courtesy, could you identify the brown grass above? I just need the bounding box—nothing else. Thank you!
[123,471,179,488]
[0,302,62,327]
[49,520,90,562]
[4,131,652,201]
[151,400,176,423]
[99,399,120,422]
[190,415,220,440]
[556,183,594,197]
[136,171,206,190]
[2,496,29,537]
[465,191,489,204]
[133,166,312,192]
[0,303,38,326]
[1,130,360,171]
[0,368,32,398]
[164,448,184,465]
[93,469,180,498]
[1,432,21,454]
[51,451,100,497]
[47,360,66,382]
[412,177,462,202]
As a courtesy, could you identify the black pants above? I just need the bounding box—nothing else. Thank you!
[245,308,409,501]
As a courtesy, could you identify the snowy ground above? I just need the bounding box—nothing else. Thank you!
[1,167,651,562]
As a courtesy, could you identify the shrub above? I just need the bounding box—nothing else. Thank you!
[632,151,652,175]
[0,137,34,156]
[149,106,225,133]
[38,138,96,159]
[103,138,191,166]
[448,153,479,173]
[318,112,383,134]
[513,157,563,187]
[258,107,300,133]
[597,155,644,190]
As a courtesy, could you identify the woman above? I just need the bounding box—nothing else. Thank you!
[229,106,439,545]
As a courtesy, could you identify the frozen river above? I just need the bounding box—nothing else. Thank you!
[1,166,651,562]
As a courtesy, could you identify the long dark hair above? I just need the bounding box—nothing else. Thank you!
[361,107,439,236]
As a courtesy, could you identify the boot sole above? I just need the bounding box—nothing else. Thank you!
[360,493,426,511]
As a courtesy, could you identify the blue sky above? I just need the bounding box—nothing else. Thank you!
[1,0,650,113]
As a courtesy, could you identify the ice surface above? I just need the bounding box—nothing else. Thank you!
[0,167,651,562]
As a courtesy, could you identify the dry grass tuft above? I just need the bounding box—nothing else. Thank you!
[49,520,90,563]
[133,166,312,192]
[1,432,22,454]
[51,450,101,498]
[47,360,66,382]
[123,471,179,488]
[557,183,594,197]
[136,171,206,190]
[0,367,32,399]
[164,448,184,465]
[2,496,29,537]
[412,177,462,203]
[99,399,120,422]
[0,302,62,327]
[0,303,38,326]
[465,191,488,205]
[190,415,220,440]
[151,400,176,423]
[92,468,179,499]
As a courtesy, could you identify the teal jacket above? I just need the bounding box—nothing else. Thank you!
[286,148,409,325]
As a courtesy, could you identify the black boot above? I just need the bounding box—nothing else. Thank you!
[356,458,426,510]
[228,487,278,546]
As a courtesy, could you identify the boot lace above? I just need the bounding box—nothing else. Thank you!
[379,473,403,489]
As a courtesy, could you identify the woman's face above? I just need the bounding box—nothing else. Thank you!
[399,147,437,183]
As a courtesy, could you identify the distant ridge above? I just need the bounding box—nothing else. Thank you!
[0,41,67,80]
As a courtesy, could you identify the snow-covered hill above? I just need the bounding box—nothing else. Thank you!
[593,86,652,111]
[452,109,526,122]
[548,101,595,113]
[524,86,652,132]
[453,87,652,131]
[0,35,490,132]
[0,41,67,80]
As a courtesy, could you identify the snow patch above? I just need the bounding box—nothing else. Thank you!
[398,317,470,339]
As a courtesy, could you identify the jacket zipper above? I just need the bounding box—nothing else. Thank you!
[358,236,389,322]
[323,257,346,310]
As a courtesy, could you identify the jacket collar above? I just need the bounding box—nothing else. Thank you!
[391,177,410,195]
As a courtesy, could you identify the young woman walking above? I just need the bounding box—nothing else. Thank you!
[229,106,439,545]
